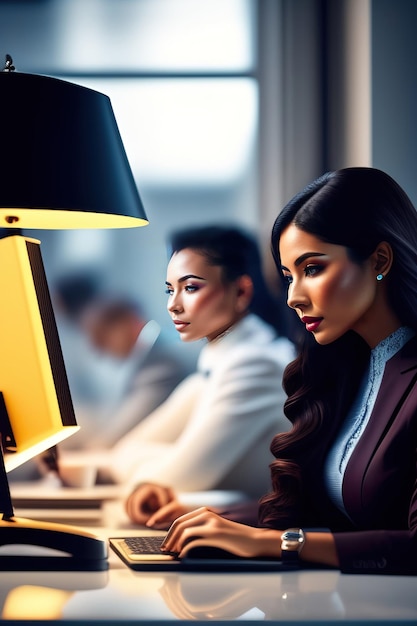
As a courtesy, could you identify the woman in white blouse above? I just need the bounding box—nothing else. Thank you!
[119,224,295,525]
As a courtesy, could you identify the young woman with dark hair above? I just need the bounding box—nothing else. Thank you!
[118,224,294,524]
[160,168,417,575]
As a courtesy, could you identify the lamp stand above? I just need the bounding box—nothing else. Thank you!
[0,419,108,571]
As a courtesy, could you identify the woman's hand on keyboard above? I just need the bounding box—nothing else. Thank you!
[161,507,282,559]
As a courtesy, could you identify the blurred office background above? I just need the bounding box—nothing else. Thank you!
[0,0,415,403]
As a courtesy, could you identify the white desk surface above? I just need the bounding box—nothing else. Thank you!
[1,496,416,624]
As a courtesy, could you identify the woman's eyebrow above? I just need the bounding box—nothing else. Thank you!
[165,274,206,286]
[280,252,325,272]
[294,252,326,267]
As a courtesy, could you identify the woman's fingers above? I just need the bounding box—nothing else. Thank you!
[146,500,189,529]
[160,507,203,548]
[161,507,219,553]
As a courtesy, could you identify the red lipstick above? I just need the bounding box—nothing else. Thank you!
[301,316,323,333]
[173,320,190,332]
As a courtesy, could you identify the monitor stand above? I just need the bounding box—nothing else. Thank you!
[0,434,108,571]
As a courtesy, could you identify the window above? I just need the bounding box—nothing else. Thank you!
[2,0,259,331]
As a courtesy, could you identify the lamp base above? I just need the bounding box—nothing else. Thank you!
[0,516,108,571]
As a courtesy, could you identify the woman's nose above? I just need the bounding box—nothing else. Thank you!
[286,281,308,311]
[167,294,183,313]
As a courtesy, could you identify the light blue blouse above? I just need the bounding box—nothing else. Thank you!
[324,326,415,516]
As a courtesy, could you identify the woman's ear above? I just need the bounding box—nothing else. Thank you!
[372,241,394,279]
[236,275,253,313]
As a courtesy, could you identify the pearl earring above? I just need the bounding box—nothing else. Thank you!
[376,273,384,281]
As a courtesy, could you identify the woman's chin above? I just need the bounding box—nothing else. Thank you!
[177,332,196,343]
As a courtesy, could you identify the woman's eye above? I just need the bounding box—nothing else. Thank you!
[304,264,323,277]
[165,288,173,296]
[184,284,198,293]
[282,274,293,285]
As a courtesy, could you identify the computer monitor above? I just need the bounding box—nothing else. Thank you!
[0,234,79,472]
[0,233,108,570]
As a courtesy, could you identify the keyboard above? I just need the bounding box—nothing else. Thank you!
[110,536,177,562]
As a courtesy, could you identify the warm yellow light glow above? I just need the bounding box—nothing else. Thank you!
[2,585,72,619]
[0,208,148,229]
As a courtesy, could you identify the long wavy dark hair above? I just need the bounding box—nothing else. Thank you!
[168,224,291,338]
[258,167,417,526]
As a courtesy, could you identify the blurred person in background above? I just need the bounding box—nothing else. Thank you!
[73,295,194,448]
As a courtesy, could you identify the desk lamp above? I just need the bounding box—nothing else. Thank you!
[0,55,148,570]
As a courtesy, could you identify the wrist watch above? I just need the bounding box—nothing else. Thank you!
[280,528,305,565]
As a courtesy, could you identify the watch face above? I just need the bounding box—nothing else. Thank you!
[282,530,303,542]
[281,528,305,555]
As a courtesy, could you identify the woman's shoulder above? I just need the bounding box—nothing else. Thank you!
[205,317,295,372]
[241,314,295,356]
[236,313,290,343]
[228,335,295,368]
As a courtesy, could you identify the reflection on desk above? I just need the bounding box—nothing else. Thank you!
[0,556,417,623]
[0,570,108,620]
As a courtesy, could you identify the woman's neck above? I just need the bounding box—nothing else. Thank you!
[353,288,402,349]
[358,315,403,349]
[206,312,247,343]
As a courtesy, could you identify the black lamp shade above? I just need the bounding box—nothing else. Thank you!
[0,71,148,229]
